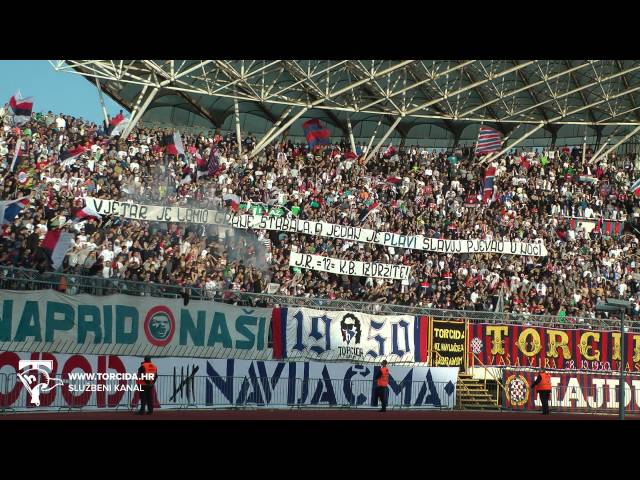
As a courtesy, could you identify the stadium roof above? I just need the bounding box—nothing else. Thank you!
[51,60,640,152]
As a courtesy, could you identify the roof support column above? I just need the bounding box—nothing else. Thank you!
[346,115,356,154]
[249,107,308,159]
[363,118,383,161]
[364,116,402,163]
[594,126,603,150]
[252,106,294,154]
[94,78,110,130]
[590,126,623,164]
[582,124,588,164]
[120,85,159,139]
[481,122,546,165]
[590,125,640,164]
[234,97,242,160]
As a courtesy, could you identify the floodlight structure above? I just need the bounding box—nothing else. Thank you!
[595,298,631,420]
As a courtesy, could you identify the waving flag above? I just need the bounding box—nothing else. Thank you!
[41,230,75,270]
[208,147,220,176]
[630,177,640,197]
[359,200,380,223]
[73,206,102,222]
[16,167,34,188]
[110,117,130,137]
[476,126,504,156]
[0,197,29,226]
[383,144,396,158]
[106,112,125,135]
[9,92,34,125]
[164,131,185,156]
[60,145,87,165]
[302,119,331,148]
[482,166,497,204]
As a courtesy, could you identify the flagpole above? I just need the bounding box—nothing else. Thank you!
[95,78,110,130]
[472,121,483,161]
[582,124,588,165]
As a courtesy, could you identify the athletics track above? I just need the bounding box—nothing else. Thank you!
[0,409,637,420]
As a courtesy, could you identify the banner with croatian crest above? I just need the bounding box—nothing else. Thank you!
[502,369,640,412]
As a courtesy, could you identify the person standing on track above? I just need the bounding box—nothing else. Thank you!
[531,366,552,415]
[375,360,390,412]
[136,356,158,415]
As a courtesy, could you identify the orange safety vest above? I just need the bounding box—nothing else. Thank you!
[377,367,389,387]
[537,372,551,391]
[137,362,157,386]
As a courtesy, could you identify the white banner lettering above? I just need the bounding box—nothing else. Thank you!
[289,252,411,280]
[85,197,547,256]
[0,354,458,410]
[0,289,272,359]
[281,307,426,363]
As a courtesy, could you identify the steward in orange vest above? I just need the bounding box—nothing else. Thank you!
[375,360,390,412]
[136,356,158,415]
[531,367,552,415]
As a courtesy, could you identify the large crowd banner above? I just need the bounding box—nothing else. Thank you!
[429,319,466,369]
[501,369,640,413]
[289,252,411,280]
[0,289,273,359]
[85,197,547,257]
[271,307,429,363]
[469,323,640,372]
[0,353,459,411]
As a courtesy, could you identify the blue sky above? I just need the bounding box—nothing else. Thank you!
[0,60,126,123]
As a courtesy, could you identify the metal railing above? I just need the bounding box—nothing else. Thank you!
[0,266,635,331]
[0,373,454,413]
[468,352,508,407]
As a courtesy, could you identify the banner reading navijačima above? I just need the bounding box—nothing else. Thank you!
[0,353,459,411]
[469,323,640,372]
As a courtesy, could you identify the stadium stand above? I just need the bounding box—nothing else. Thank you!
[1,104,640,331]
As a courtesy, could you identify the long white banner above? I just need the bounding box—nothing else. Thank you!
[289,252,411,280]
[278,307,427,363]
[0,353,458,410]
[0,289,272,359]
[85,197,547,256]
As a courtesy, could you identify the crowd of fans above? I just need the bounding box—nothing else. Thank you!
[2,106,640,323]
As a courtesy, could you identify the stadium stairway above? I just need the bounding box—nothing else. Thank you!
[456,373,501,410]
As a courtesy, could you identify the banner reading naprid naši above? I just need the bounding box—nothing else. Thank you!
[0,289,272,358]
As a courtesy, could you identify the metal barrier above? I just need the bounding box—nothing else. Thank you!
[0,373,454,413]
[469,352,508,407]
[0,266,632,331]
